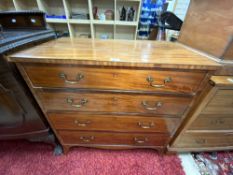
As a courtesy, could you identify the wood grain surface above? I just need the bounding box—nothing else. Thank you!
[38,90,192,116]
[58,130,170,147]
[178,0,233,58]
[48,113,180,134]
[22,63,205,94]
[8,38,220,70]
[173,132,233,148]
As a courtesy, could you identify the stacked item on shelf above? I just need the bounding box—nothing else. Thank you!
[93,6,114,21]
[70,13,89,20]
[138,0,165,40]
[45,14,66,19]
[118,6,136,21]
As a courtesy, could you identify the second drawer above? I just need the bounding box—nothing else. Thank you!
[48,113,180,134]
[38,91,191,116]
[189,114,233,130]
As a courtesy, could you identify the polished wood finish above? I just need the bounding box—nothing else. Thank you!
[22,63,205,94]
[8,38,220,70]
[170,76,233,151]
[58,131,170,147]
[48,113,180,134]
[39,91,191,116]
[178,0,233,58]
[9,38,221,153]
[210,76,233,87]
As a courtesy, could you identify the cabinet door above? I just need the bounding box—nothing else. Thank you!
[0,83,25,127]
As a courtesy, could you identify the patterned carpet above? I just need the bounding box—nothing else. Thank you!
[192,152,233,175]
[0,140,185,175]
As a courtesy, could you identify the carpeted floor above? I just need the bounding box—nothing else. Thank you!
[0,140,185,175]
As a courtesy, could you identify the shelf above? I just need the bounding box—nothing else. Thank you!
[47,23,69,36]
[0,0,142,40]
[94,25,114,39]
[92,0,114,20]
[115,25,136,40]
[65,0,89,20]
[46,18,67,23]
[116,0,139,21]
[0,0,15,11]
[117,0,141,2]
[93,20,114,25]
[70,23,91,38]
[14,0,38,11]
[115,21,137,26]
[39,0,66,16]
[69,19,90,24]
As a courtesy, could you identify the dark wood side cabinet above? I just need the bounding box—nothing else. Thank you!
[0,55,50,140]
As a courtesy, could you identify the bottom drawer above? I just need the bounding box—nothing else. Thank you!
[174,132,233,148]
[58,131,169,147]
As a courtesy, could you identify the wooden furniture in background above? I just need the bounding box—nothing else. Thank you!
[0,0,142,40]
[168,0,233,152]
[0,56,49,140]
[178,0,233,59]
[169,76,233,151]
[8,38,220,153]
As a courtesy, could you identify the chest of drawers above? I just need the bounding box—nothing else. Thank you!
[170,76,233,151]
[8,38,220,153]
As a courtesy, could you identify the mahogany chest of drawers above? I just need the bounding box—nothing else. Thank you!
[8,38,220,153]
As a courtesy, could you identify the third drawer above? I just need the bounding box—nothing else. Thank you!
[48,113,181,134]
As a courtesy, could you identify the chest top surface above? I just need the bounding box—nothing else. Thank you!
[8,38,220,70]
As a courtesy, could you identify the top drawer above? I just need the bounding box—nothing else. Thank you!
[22,64,205,94]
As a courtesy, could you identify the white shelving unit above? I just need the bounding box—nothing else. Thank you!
[0,0,142,40]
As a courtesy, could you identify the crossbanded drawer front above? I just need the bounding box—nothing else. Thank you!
[48,113,180,134]
[58,131,169,147]
[38,91,191,116]
[174,132,233,148]
[189,114,233,130]
[23,63,205,94]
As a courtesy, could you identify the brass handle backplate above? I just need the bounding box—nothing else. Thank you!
[147,76,172,88]
[80,136,95,142]
[141,101,163,111]
[66,98,88,108]
[74,120,91,127]
[134,137,148,144]
[138,122,155,129]
[59,72,84,84]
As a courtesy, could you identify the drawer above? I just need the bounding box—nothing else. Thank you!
[174,132,233,148]
[58,131,169,147]
[39,91,191,116]
[48,113,180,134]
[189,114,233,130]
[23,64,205,94]
[202,90,233,115]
